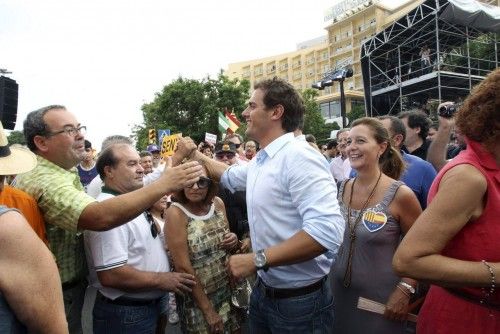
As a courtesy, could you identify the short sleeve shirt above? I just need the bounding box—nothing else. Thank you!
[85,192,169,300]
[15,156,96,283]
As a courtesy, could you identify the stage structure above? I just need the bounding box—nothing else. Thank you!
[361,0,500,116]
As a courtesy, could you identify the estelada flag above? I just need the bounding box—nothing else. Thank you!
[225,111,241,134]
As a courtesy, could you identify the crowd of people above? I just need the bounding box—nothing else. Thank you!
[0,69,498,334]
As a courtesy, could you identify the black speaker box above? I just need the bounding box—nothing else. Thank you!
[0,76,19,130]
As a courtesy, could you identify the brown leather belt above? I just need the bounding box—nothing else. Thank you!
[257,276,326,299]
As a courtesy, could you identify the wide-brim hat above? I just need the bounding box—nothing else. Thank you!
[0,124,37,175]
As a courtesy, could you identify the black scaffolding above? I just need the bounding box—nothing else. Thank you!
[361,0,500,116]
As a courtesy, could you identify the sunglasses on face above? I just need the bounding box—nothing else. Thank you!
[144,211,159,238]
[216,152,236,160]
[187,176,212,189]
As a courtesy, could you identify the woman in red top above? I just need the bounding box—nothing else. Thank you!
[393,68,500,333]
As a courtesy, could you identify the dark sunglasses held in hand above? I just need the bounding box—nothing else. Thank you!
[144,211,159,238]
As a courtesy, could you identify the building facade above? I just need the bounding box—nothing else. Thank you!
[225,0,498,124]
[225,0,423,123]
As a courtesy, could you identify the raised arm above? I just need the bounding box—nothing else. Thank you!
[176,137,229,181]
[426,103,455,171]
[78,160,202,231]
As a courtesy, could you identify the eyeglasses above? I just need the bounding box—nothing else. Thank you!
[46,125,87,137]
[187,176,212,189]
[144,211,159,238]
[215,152,236,160]
[234,143,241,149]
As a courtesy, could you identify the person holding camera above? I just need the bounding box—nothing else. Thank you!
[426,102,466,171]
[393,68,500,334]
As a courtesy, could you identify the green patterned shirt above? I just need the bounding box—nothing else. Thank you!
[16,156,96,283]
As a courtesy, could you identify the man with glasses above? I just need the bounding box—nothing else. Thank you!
[225,133,249,164]
[84,143,196,333]
[244,140,257,160]
[329,128,351,182]
[77,139,98,192]
[15,105,202,333]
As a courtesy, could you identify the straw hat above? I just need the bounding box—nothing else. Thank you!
[0,123,37,175]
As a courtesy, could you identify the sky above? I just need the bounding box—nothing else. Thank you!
[1,0,406,149]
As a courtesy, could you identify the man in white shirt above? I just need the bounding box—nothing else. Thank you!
[330,128,352,182]
[177,78,344,333]
[84,143,195,333]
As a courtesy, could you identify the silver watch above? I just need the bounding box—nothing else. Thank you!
[254,249,269,272]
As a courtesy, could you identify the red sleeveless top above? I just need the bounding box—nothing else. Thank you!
[418,139,500,334]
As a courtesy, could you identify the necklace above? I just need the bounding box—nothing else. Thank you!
[342,171,382,288]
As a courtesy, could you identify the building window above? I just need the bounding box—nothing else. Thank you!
[320,101,341,119]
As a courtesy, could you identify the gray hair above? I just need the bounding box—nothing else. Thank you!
[24,105,66,152]
[139,150,152,158]
[336,128,350,140]
[101,135,133,151]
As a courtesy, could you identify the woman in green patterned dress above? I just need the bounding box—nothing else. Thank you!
[166,163,242,334]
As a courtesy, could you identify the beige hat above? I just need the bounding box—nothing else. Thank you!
[0,123,37,175]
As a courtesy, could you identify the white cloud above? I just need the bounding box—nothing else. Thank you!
[1,0,407,148]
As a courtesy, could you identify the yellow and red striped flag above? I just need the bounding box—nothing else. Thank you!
[225,110,241,134]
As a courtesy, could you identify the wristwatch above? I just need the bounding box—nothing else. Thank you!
[398,281,416,295]
[254,249,269,272]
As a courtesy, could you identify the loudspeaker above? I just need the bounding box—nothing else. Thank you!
[0,76,19,130]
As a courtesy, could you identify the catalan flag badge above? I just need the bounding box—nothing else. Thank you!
[362,210,388,232]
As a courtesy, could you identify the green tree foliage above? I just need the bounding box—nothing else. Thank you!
[301,89,340,141]
[133,72,250,150]
[302,89,324,135]
[348,103,367,123]
[6,130,26,146]
[442,33,498,75]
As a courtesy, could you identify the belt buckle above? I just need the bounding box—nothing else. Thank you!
[259,278,272,298]
[267,286,275,299]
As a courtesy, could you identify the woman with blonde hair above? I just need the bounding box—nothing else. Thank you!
[331,117,422,333]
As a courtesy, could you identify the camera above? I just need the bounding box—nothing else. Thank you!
[438,104,457,118]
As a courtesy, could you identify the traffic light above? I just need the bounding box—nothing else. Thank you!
[148,129,156,144]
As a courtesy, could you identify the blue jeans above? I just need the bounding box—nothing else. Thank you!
[0,293,27,334]
[248,278,334,334]
[93,295,160,334]
[63,279,87,334]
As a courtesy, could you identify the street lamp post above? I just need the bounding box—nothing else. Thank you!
[338,78,347,128]
[311,67,353,129]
